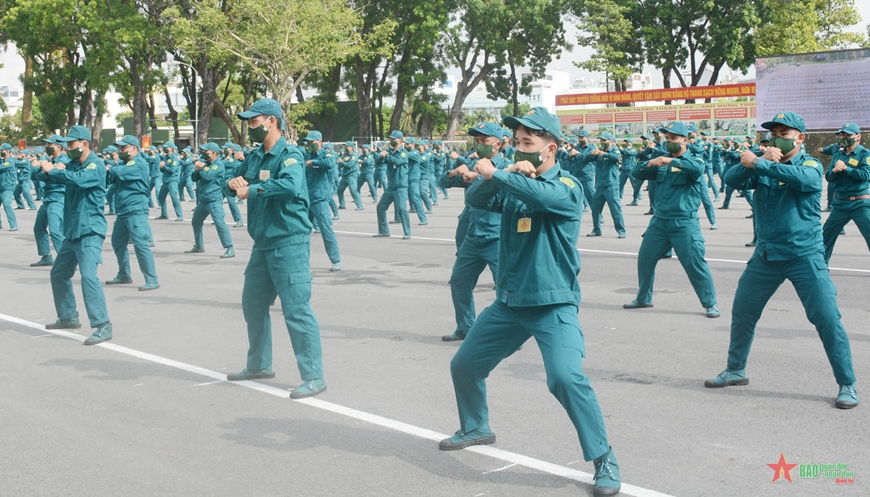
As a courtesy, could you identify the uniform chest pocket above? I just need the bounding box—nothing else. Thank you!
[668,171,688,186]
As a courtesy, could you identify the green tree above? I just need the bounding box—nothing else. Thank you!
[571,0,640,93]
[500,102,531,121]
[174,0,377,139]
[756,0,863,56]
[442,0,567,138]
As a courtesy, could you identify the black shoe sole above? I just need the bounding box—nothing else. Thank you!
[623,303,653,309]
[83,336,112,346]
[593,484,622,497]
[835,401,858,409]
[439,434,495,451]
[441,335,465,342]
[704,378,749,388]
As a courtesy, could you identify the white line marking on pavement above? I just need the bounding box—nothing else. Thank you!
[1,312,672,497]
[133,383,144,387]
[193,379,226,387]
[31,334,55,338]
[336,230,870,274]
[482,463,517,474]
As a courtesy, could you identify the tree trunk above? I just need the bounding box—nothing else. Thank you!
[662,67,672,106]
[355,56,376,143]
[214,97,241,144]
[148,93,158,134]
[22,55,33,126]
[77,90,93,127]
[322,64,342,140]
[163,86,180,140]
[92,90,105,150]
[241,74,254,144]
[510,60,519,117]
[197,63,220,145]
[390,48,412,132]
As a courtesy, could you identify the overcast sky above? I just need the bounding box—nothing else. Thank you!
[2,7,869,91]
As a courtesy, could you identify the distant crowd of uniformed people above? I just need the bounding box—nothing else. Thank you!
[1,100,865,497]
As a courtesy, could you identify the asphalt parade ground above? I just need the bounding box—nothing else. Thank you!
[1,189,868,497]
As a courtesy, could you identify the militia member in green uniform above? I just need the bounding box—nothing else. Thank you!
[443,108,621,497]
[706,112,858,410]
[625,122,720,318]
[224,98,326,399]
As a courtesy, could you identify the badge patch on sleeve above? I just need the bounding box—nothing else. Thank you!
[802,160,819,168]
[848,158,859,166]
[401,153,406,158]
[127,161,135,166]
[284,158,297,166]
[559,177,576,188]
[86,163,97,169]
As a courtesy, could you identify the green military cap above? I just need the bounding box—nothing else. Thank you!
[420,139,429,145]
[344,140,355,147]
[113,135,140,149]
[761,133,771,143]
[388,130,403,139]
[406,137,416,144]
[163,141,178,150]
[199,142,221,152]
[238,97,286,130]
[761,112,806,133]
[305,131,323,141]
[503,106,562,139]
[433,140,443,145]
[838,123,860,135]
[362,144,371,149]
[468,122,504,139]
[60,125,91,142]
[687,124,698,133]
[663,122,689,137]
[42,135,65,145]
[502,127,512,138]
[324,143,334,150]
[640,134,650,140]
[568,137,578,144]
[578,129,591,137]
[598,131,615,141]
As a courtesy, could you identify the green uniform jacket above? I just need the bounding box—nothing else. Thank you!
[570,143,597,181]
[465,163,583,307]
[633,149,705,219]
[108,154,151,215]
[0,157,17,191]
[225,138,311,250]
[34,154,68,203]
[585,145,621,189]
[384,148,409,189]
[620,147,638,171]
[339,152,360,177]
[192,158,225,203]
[161,153,181,182]
[305,147,337,201]
[48,151,108,240]
[407,149,422,182]
[825,144,870,198]
[725,150,825,260]
[438,154,506,239]
[359,152,375,174]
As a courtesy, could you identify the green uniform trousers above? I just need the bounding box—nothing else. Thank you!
[450,301,610,461]
[728,253,855,385]
[590,187,626,236]
[635,217,716,307]
[241,241,324,380]
[376,187,411,236]
[822,199,870,263]
[51,235,110,328]
[34,200,64,256]
[192,200,233,249]
[111,212,158,285]
[0,190,18,229]
[449,235,498,337]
